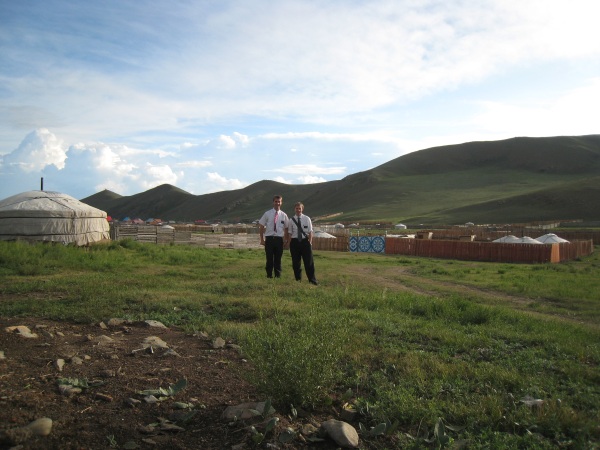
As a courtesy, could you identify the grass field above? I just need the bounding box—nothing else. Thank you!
[1,240,598,448]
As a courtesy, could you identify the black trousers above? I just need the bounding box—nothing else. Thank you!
[264,236,284,277]
[289,238,316,282]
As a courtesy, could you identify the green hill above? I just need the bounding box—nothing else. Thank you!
[82,135,600,224]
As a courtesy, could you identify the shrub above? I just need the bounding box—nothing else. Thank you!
[241,308,351,408]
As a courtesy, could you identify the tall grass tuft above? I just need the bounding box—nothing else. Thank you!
[241,307,351,408]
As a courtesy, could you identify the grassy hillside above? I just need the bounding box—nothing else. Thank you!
[82,135,600,224]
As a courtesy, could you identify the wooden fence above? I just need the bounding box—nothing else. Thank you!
[384,238,593,263]
[111,225,593,263]
[111,225,348,251]
[313,236,349,252]
[425,228,600,244]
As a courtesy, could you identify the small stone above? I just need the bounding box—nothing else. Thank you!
[320,419,359,448]
[70,356,84,365]
[143,336,169,349]
[94,393,113,402]
[25,417,53,436]
[55,359,65,372]
[97,335,115,344]
[107,318,126,327]
[59,385,82,396]
[0,417,52,445]
[56,331,65,337]
[0,350,5,359]
[99,321,108,329]
[221,401,275,420]
[161,349,181,357]
[99,369,116,378]
[5,325,38,338]
[143,395,159,403]
[144,320,167,329]
[212,337,226,349]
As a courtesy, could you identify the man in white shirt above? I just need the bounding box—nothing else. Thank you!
[258,195,289,278]
[285,202,318,285]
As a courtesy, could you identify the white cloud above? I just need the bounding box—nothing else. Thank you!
[472,77,600,137]
[206,172,246,191]
[232,132,249,146]
[69,142,137,176]
[217,135,236,149]
[297,175,327,184]
[2,129,66,172]
[141,164,179,189]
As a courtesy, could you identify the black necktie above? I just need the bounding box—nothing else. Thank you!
[297,216,301,239]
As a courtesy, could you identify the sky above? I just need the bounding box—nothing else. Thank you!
[1,0,599,201]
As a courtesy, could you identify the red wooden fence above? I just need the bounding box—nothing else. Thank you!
[384,238,593,263]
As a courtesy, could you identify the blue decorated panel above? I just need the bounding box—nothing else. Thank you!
[349,236,386,253]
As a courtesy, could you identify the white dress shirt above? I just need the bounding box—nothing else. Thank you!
[259,208,288,237]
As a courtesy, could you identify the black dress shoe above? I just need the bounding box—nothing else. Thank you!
[309,280,318,285]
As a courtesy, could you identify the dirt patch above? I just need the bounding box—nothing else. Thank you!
[0,318,361,450]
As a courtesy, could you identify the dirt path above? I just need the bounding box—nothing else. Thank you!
[340,265,597,329]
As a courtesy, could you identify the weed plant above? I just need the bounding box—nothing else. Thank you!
[240,305,351,407]
[0,240,599,448]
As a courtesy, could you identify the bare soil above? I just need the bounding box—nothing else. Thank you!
[0,318,369,450]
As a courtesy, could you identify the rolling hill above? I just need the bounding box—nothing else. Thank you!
[82,135,600,224]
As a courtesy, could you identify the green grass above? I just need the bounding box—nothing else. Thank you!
[1,239,599,448]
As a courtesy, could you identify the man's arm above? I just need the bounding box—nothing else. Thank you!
[259,224,265,246]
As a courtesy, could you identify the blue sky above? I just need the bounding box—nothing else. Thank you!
[1,0,599,201]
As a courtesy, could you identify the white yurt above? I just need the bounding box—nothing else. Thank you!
[313,230,336,239]
[536,233,569,244]
[492,235,520,243]
[514,236,543,244]
[394,223,407,229]
[0,190,110,246]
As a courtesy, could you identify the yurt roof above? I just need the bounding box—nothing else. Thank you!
[515,236,543,244]
[314,230,336,238]
[0,190,107,219]
[492,235,520,243]
[536,233,569,244]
